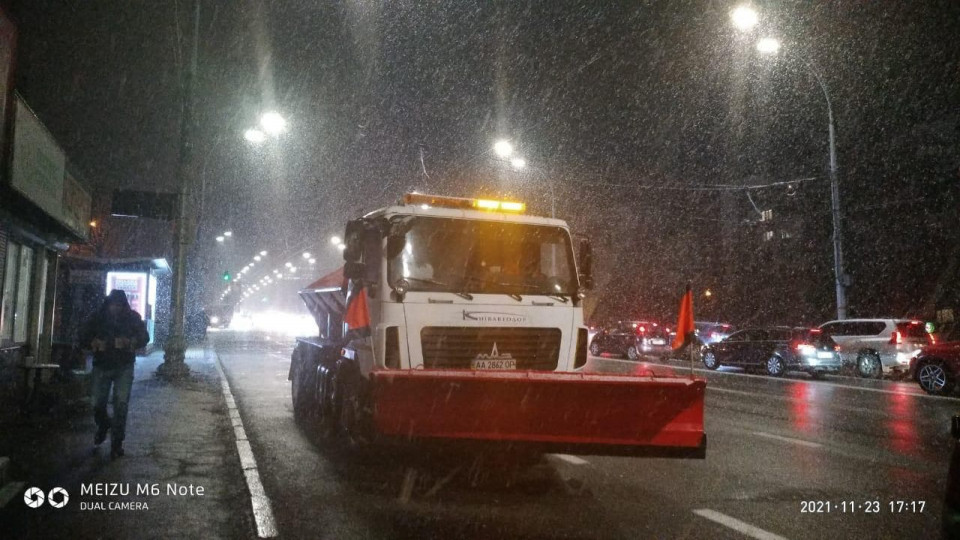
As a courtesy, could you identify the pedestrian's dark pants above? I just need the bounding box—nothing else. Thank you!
[92,363,135,444]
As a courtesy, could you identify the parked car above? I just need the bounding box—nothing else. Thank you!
[635,321,670,356]
[695,321,736,345]
[819,318,934,379]
[701,327,842,378]
[589,320,646,359]
[909,340,959,395]
[667,321,736,359]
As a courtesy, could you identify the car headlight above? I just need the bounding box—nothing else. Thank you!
[210,316,220,325]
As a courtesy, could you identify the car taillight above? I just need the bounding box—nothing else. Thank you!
[929,334,937,345]
[710,332,720,340]
[796,343,816,356]
[889,330,902,345]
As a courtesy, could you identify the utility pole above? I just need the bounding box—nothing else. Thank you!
[809,66,848,320]
[159,0,200,378]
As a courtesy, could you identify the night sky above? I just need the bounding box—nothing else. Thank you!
[6,1,960,325]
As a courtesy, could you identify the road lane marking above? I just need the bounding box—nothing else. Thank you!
[752,431,822,448]
[693,509,789,540]
[553,454,589,465]
[214,351,279,538]
[592,356,956,400]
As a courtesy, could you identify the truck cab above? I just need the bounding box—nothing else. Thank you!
[340,193,590,378]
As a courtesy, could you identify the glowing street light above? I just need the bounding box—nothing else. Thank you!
[493,139,514,158]
[260,112,287,136]
[260,250,268,256]
[302,252,311,259]
[244,129,266,144]
[223,231,233,237]
[330,236,341,245]
[254,255,261,262]
[215,236,225,243]
[308,258,316,265]
[756,37,781,54]
[510,157,526,170]
[730,5,759,31]
[337,243,346,251]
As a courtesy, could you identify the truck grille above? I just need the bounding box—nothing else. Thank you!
[420,327,561,370]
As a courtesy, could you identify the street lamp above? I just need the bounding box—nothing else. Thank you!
[510,157,526,169]
[244,129,266,144]
[330,236,341,245]
[730,6,759,31]
[223,230,233,237]
[302,252,311,259]
[260,250,268,256]
[756,37,780,54]
[493,139,514,158]
[737,19,848,318]
[215,235,225,243]
[260,112,287,136]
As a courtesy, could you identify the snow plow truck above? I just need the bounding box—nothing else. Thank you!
[289,193,706,458]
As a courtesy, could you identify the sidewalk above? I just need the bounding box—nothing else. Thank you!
[0,346,257,539]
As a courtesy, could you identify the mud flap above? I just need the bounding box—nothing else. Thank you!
[370,370,706,458]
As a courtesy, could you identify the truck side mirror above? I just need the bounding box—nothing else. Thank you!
[343,220,363,263]
[579,238,594,290]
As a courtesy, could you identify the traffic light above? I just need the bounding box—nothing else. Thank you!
[222,271,231,281]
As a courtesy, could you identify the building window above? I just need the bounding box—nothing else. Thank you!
[1,241,35,344]
[763,231,774,242]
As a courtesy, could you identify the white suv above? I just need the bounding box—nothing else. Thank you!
[819,319,933,378]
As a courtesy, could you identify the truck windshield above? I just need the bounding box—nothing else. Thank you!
[388,217,578,296]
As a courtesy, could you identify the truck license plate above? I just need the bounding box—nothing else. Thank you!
[816,351,834,359]
[470,359,517,370]
[650,339,666,345]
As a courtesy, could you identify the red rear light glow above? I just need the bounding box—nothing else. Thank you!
[809,328,821,334]
[890,330,902,345]
[930,334,937,345]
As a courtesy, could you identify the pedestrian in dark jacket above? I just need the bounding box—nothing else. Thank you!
[79,289,149,457]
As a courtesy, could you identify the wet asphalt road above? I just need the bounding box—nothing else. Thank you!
[212,329,955,539]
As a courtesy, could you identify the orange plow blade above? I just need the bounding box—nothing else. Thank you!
[370,370,706,458]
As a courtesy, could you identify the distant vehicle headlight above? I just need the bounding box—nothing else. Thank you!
[210,316,220,325]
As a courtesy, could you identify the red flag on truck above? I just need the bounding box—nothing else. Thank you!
[671,284,695,350]
[344,282,371,340]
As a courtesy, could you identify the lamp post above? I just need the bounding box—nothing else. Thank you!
[754,41,847,319]
[159,0,200,378]
[731,9,849,319]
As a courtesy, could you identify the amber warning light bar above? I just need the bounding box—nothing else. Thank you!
[402,193,526,213]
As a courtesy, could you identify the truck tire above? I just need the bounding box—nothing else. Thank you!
[291,349,315,426]
[333,360,373,446]
[314,358,339,438]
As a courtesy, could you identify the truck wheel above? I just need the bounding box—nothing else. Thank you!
[333,361,373,446]
[291,350,315,425]
[589,342,601,356]
[626,345,639,361]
